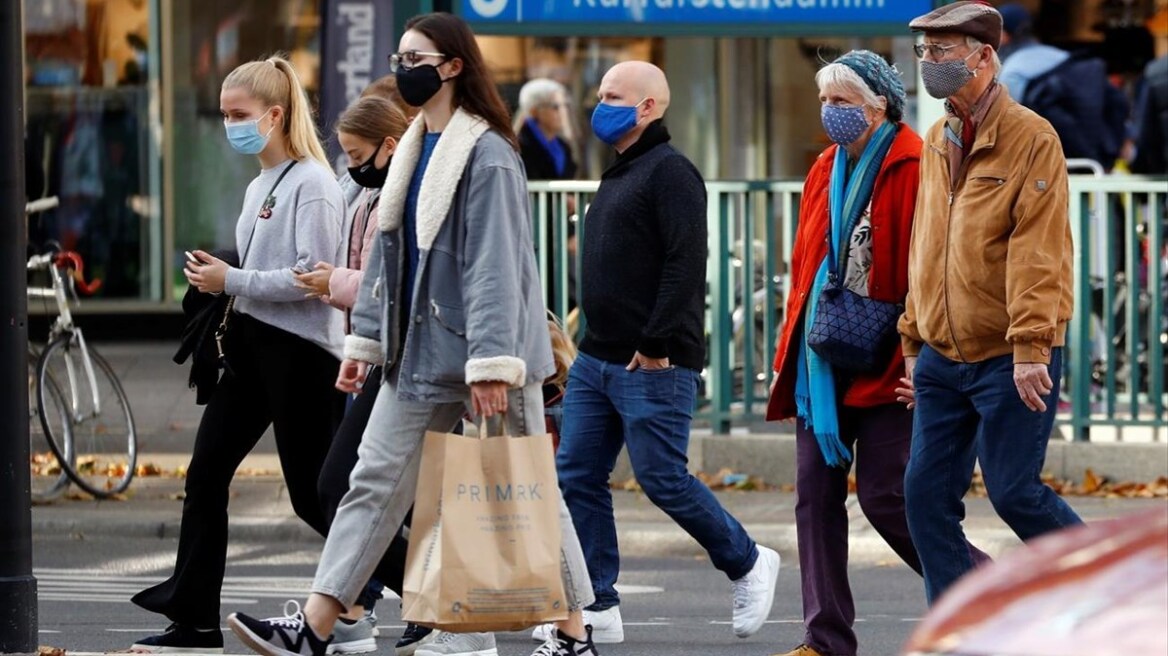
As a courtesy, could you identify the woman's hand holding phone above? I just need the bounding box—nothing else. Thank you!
[293,261,334,299]
[183,249,229,294]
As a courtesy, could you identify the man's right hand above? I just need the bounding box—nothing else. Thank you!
[895,355,917,409]
[336,358,369,394]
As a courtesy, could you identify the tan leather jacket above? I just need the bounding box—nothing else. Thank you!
[898,89,1073,365]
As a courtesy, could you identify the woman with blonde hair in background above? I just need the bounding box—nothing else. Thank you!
[130,55,346,654]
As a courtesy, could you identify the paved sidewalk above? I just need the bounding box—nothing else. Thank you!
[30,453,1168,564]
[29,340,1163,564]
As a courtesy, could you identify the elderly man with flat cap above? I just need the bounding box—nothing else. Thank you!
[896,1,1083,605]
[529,61,781,647]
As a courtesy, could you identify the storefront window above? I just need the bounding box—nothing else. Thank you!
[169,0,322,301]
[24,0,157,300]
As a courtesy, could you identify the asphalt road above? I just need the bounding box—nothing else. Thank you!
[32,533,925,656]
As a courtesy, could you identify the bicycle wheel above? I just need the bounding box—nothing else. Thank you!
[37,332,137,497]
[29,349,71,501]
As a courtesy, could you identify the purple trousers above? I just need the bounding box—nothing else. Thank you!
[794,403,922,656]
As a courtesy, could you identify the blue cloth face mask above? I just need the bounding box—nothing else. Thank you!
[821,104,870,146]
[591,99,645,146]
[225,108,276,155]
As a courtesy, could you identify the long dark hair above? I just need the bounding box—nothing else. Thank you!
[405,12,517,150]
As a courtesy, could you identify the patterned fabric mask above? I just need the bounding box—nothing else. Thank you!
[919,50,979,99]
[821,104,869,145]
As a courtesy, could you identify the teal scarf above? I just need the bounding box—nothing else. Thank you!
[795,121,897,468]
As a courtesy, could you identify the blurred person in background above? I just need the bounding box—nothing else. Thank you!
[516,77,580,313]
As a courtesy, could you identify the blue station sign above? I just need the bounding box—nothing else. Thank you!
[460,0,936,35]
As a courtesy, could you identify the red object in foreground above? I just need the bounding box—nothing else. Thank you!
[53,251,102,295]
[904,508,1168,656]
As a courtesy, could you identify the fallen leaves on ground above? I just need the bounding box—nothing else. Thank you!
[38,645,65,656]
[967,469,1168,499]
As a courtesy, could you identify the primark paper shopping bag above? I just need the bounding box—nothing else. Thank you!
[402,425,568,632]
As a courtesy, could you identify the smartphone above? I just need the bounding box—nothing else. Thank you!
[184,251,202,265]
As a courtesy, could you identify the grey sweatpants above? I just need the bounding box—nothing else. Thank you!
[311,371,595,612]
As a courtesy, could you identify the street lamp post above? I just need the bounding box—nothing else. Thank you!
[0,0,38,653]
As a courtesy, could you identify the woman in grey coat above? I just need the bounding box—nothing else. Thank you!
[226,12,599,656]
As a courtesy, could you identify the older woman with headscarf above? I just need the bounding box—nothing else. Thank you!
[765,50,945,656]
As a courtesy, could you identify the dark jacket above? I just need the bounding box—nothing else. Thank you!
[1132,55,1168,174]
[578,119,707,371]
[174,249,239,405]
[518,121,577,181]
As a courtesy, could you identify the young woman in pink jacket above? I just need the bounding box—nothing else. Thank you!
[291,96,417,654]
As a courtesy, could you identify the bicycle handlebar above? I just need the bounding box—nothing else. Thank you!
[54,252,103,296]
[27,250,103,295]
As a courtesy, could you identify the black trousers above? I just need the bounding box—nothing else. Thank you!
[132,313,344,628]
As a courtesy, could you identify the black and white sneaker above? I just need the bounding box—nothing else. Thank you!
[130,623,224,653]
[529,626,599,656]
[228,601,332,656]
[394,623,436,656]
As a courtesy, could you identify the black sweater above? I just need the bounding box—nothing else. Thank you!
[579,120,707,371]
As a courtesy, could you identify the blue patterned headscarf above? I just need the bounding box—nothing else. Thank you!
[834,50,907,123]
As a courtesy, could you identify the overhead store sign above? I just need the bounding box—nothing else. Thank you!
[461,0,936,33]
[320,0,394,164]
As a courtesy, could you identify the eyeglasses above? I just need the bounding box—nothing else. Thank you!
[913,42,965,60]
[388,50,446,72]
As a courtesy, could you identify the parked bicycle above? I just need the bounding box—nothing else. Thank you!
[26,196,137,500]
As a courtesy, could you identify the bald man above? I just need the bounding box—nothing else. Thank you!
[533,61,781,646]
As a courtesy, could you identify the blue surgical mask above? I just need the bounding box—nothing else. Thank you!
[225,108,276,155]
[591,99,645,146]
[821,104,870,146]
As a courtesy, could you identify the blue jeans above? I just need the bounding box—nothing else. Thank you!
[904,345,1082,604]
[556,352,759,611]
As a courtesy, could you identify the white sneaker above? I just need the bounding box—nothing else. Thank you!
[414,631,497,656]
[731,546,781,638]
[530,606,623,644]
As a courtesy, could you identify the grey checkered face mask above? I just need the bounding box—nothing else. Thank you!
[919,50,978,99]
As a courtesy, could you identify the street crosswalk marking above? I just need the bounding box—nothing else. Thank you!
[34,570,319,605]
[33,570,663,605]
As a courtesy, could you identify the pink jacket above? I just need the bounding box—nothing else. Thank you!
[326,190,379,323]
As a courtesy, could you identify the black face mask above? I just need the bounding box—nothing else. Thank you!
[348,150,389,189]
[395,64,445,108]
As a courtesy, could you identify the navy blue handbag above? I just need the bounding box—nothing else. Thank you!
[806,217,903,373]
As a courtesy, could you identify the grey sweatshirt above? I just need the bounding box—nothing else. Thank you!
[224,158,346,358]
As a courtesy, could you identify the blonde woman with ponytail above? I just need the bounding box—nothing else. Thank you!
[129,55,348,654]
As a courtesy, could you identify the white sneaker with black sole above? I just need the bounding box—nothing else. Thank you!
[227,600,332,656]
[731,545,781,638]
[531,607,623,644]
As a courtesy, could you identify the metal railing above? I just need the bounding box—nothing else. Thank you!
[529,174,1168,441]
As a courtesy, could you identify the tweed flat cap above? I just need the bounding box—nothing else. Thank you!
[910,1,1003,50]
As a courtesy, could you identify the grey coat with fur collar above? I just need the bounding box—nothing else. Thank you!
[343,108,554,402]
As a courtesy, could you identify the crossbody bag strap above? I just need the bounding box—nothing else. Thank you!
[238,159,298,268]
[216,159,298,357]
